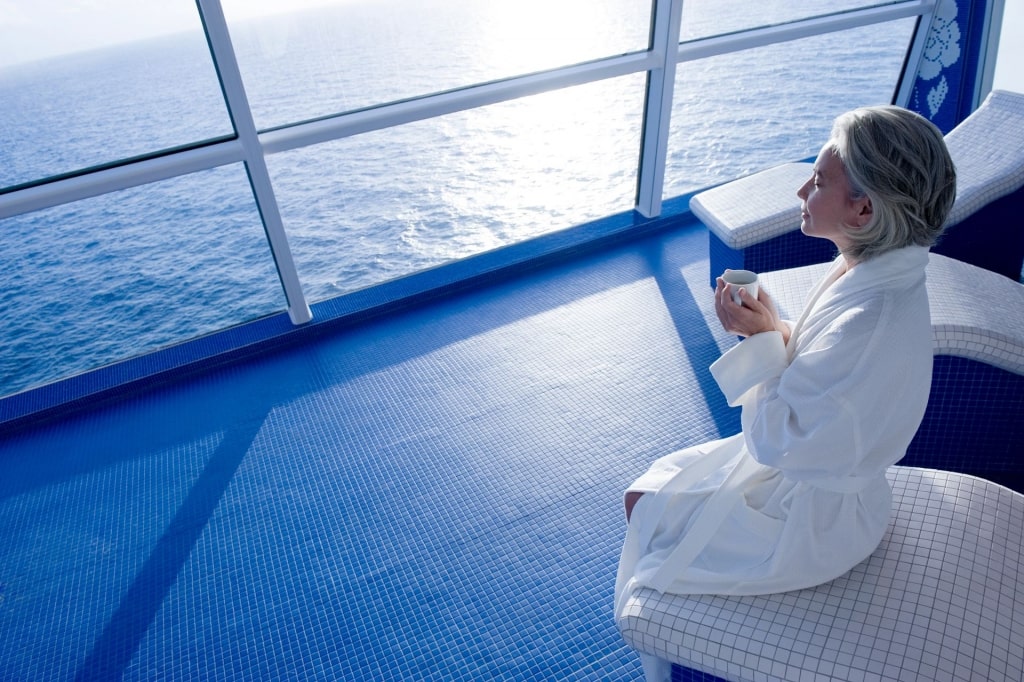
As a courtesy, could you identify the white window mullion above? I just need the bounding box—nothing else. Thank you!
[635,0,683,219]
[894,6,939,107]
[678,0,936,62]
[259,52,656,155]
[973,0,1005,107]
[196,0,312,325]
[0,141,244,220]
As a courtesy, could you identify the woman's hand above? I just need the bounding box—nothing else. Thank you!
[714,275,790,344]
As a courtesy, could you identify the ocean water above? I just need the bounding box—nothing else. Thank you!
[0,1,913,397]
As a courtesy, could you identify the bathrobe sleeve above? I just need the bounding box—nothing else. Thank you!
[711,301,898,479]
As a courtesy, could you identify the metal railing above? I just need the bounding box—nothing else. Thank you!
[0,0,939,326]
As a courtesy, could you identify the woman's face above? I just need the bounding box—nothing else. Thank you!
[797,145,871,252]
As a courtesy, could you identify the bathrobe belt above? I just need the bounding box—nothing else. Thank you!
[644,448,877,593]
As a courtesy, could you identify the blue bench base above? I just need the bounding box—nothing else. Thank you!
[932,185,1024,282]
[708,229,836,288]
[904,355,1024,488]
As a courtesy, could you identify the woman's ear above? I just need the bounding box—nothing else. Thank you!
[852,196,873,228]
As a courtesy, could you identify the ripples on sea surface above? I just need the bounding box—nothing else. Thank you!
[0,1,911,397]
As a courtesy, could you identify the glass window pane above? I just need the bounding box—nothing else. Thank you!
[0,166,283,397]
[680,1,904,41]
[265,75,646,301]
[993,0,1024,93]
[223,0,651,129]
[665,18,916,197]
[0,3,230,189]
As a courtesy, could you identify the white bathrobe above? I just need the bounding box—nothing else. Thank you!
[616,246,934,619]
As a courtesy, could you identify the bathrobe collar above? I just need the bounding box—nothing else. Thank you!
[811,245,928,301]
[789,245,930,349]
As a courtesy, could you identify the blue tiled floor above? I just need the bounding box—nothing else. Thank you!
[0,223,742,680]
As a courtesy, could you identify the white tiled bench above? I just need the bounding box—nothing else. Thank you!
[934,89,1024,277]
[693,90,1024,284]
[690,162,811,253]
[691,162,834,287]
[616,466,1024,681]
[615,254,1024,681]
[945,91,1024,225]
[761,253,1024,377]
[760,253,1024,478]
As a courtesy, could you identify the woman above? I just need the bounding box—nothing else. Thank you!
[615,105,957,644]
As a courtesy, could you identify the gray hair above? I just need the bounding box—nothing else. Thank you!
[827,105,957,262]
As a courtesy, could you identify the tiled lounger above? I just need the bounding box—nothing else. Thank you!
[615,254,1024,680]
[616,466,1024,681]
[760,253,1024,377]
[694,90,1024,282]
[692,162,834,286]
[761,253,1024,475]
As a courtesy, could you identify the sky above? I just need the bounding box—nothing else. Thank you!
[1,0,1021,91]
[0,0,341,68]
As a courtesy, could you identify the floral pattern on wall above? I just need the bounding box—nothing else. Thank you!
[913,0,962,120]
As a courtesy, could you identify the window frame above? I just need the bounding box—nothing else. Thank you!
[0,0,941,326]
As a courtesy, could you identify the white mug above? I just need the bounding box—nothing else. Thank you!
[722,269,758,305]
